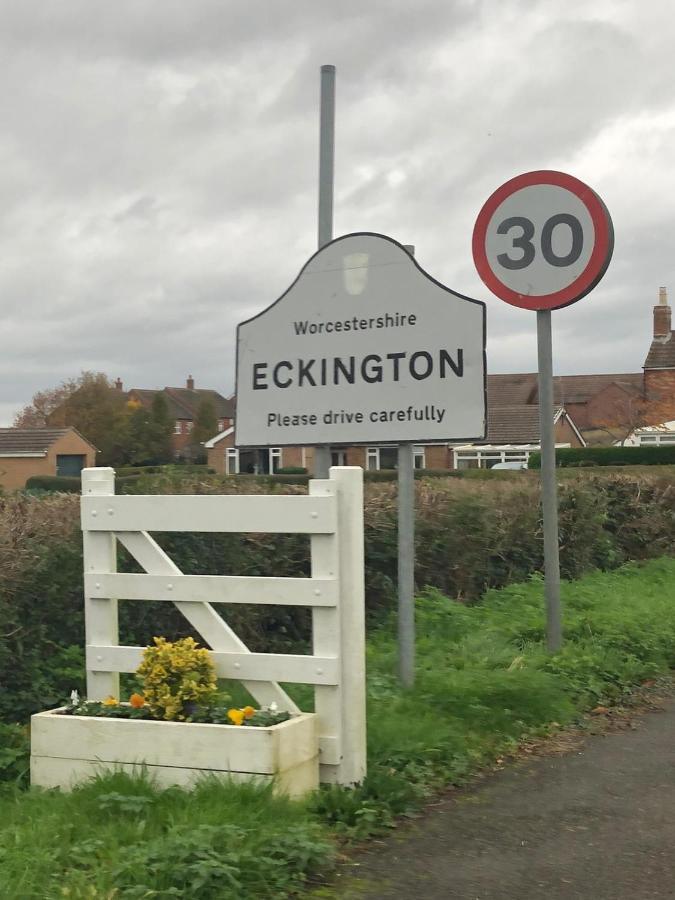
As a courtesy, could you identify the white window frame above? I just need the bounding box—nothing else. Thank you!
[366,445,426,471]
[174,421,182,434]
[225,447,282,475]
[226,448,239,474]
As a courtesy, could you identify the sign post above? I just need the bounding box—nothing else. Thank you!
[473,170,614,651]
[236,233,487,681]
[314,64,337,479]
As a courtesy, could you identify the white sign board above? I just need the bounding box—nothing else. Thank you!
[235,233,486,447]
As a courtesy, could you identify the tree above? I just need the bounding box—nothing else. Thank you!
[594,389,675,445]
[14,377,79,427]
[58,372,130,465]
[149,393,174,464]
[182,397,218,464]
[191,397,218,446]
[14,371,129,465]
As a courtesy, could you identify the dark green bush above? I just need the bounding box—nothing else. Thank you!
[24,475,81,493]
[2,473,674,724]
[276,466,308,475]
[529,446,675,468]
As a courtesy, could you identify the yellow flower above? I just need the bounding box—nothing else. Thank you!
[129,693,145,709]
[102,696,118,707]
[242,706,255,720]
[227,708,245,726]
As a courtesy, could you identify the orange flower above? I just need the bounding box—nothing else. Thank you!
[129,693,145,709]
[102,696,118,707]
[242,706,255,720]
[227,708,245,726]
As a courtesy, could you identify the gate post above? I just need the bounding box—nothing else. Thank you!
[311,467,366,785]
[332,466,367,785]
[81,467,119,700]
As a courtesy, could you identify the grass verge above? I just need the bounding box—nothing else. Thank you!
[1,557,674,897]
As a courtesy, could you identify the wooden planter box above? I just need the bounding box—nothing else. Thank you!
[30,709,318,798]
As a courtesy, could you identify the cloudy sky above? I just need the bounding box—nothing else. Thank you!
[1,0,674,425]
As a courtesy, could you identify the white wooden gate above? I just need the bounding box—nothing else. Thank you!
[80,466,366,786]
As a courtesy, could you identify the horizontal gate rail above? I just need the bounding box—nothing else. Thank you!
[84,573,338,607]
[81,494,336,533]
[87,645,340,686]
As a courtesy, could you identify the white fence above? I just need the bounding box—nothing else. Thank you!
[81,466,366,786]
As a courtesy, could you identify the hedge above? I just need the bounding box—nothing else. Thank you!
[1,473,674,723]
[25,474,141,494]
[528,445,675,468]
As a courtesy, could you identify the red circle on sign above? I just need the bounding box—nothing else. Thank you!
[472,170,614,311]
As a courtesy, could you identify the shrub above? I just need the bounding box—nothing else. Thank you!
[24,475,81,493]
[137,637,218,720]
[528,446,675,468]
[276,466,308,475]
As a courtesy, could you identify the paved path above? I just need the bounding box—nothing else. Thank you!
[326,700,675,899]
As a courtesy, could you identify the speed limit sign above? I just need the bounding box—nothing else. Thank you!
[472,170,614,311]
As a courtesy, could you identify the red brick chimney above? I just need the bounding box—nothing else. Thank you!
[186,375,195,390]
[654,286,672,341]
[114,378,123,391]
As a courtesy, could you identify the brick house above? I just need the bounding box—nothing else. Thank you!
[123,376,235,457]
[0,427,97,490]
[209,289,675,473]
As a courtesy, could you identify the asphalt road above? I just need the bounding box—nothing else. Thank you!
[325,699,675,899]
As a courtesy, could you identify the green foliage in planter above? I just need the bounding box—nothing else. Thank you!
[528,445,675,468]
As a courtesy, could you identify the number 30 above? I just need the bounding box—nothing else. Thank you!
[497,214,583,270]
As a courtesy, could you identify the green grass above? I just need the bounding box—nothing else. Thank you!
[1,557,674,897]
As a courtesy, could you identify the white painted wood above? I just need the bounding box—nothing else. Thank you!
[85,572,337,607]
[82,494,336,534]
[81,468,119,701]
[76,467,367,786]
[30,755,318,798]
[87,645,339,685]
[30,709,318,797]
[332,467,367,785]
[309,477,343,783]
[116,531,299,714]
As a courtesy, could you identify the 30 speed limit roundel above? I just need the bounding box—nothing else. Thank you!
[472,170,614,311]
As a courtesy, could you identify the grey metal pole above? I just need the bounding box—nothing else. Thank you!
[314,64,336,479]
[536,309,563,652]
[397,442,415,687]
[397,242,417,687]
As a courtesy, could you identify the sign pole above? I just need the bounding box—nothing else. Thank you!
[536,309,562,651]
[398,243,417,687]
[314,64,336,479]
[473,169,614,654]
[397,441,415,686]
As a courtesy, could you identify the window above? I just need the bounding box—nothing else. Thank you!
[186,422,193,433]
[638,433,675,445]
[226,447,281,475]
[174,421,182,434]
[270,448,282,473]
[218,420,225,432]
[365,446,426,471]
[226,448,238,474]
[454,447,532,469]
[331,450,347,466]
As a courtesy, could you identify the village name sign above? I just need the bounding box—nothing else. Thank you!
[236,232,487,447]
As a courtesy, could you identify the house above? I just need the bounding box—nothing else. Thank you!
[206,289,675,474]
[204,404,584,475]
[0,427,97,490]
[123,376,235,457]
